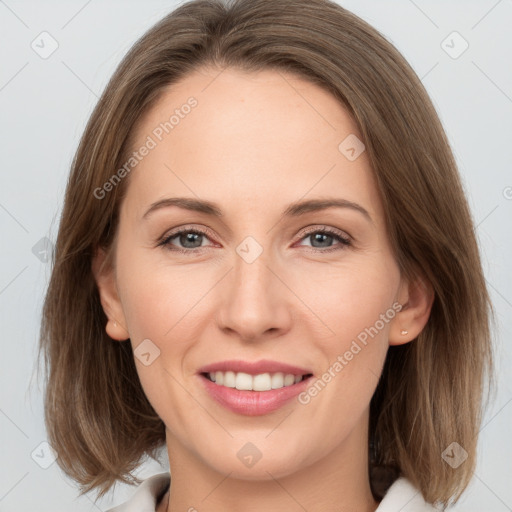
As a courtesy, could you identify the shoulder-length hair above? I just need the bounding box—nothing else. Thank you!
[38,0,494,506]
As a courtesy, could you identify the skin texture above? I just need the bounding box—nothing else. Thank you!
[93,67,433,512]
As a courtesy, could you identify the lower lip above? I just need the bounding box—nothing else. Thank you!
[198,373,313,416]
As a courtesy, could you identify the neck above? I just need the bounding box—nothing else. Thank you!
[161,426,380,512]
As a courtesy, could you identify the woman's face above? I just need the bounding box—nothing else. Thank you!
[96,67,420,481]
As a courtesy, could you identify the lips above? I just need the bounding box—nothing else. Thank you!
[197,371,314,416]
[195,359,315,415]
[196,359,313,376]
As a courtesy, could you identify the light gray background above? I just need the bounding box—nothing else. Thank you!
[0,1,511,510]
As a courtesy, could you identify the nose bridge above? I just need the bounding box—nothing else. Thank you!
[233,241,272,300]
[216,237,291,339]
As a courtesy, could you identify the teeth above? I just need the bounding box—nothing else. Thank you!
[207,371,306,391]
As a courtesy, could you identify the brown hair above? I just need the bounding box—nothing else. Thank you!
[37,0,494,506]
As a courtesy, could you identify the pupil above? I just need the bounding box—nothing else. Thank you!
[312,233,332,248]
[181,233,202,248]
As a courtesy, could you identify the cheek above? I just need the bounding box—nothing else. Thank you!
[116,241,203,340]
[115,256,204,409]
[291,257,398,399]
[289,255,399,343]
[116,251,221,407]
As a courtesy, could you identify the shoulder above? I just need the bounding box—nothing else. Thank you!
[376,477,444,512]
[105,472,170,512]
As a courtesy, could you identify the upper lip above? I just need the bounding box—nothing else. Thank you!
[197,359,313,376]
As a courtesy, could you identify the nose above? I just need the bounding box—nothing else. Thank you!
[215,247,293,342]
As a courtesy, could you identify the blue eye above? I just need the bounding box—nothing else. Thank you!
[297,228,351,252]
[158,228,212,253]
[157,226,351,254]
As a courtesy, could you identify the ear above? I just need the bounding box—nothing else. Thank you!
[389,272,434,346]
[91,246,130,341]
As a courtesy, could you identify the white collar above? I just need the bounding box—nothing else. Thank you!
[376,476,442,511]
[106,472,442,511]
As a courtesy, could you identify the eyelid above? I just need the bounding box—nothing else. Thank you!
[295,224,351,242]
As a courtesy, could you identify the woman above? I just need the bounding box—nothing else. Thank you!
[38,0,494,510]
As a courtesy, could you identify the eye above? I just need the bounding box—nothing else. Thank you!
[157,226,215,253]
[157,225,352,254]
[295,226,351,253]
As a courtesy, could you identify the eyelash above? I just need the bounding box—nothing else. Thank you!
[157,225,352,254]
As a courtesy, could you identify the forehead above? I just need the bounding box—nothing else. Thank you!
[122,66,383,225]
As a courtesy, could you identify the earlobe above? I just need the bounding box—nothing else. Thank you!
[91,246,130,341]
[105,318,130,342]
[389,273,434,346]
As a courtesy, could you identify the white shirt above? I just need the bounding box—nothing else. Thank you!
[105,472,442,511]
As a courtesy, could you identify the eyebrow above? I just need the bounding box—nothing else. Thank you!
[142,197,372,223]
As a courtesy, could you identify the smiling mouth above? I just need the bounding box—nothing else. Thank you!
[200,371,314,392]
